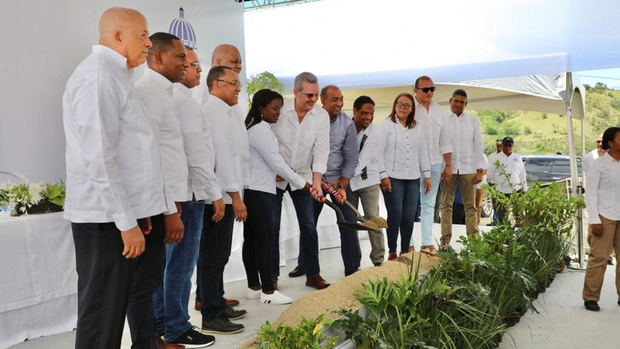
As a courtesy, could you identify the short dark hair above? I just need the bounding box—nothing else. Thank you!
[601,127,620,151]
[414,76,432,88]
[206,66,233,92]
[147,32,180,64]
[353,95,374,110]
[452,89,468,99]
[320,85,339,98]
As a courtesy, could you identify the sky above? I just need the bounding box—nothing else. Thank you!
[576,68,620,89]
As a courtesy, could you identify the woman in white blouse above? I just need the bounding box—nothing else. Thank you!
[243,89,311,305]
[378,93,431,260]
[583,126,620,312]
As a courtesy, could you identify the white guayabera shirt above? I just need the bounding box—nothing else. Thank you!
[136,68,189,204]
[62,45,169,231]
[414,97,453,166]
[444,111,487,175]
[585,152,620,225]
[172,83,222,202]
[271,99,330,191]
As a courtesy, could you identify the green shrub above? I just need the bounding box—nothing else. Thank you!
[257,315,337,349]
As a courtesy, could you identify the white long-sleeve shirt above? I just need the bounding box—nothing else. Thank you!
[487,151,502,184]
[202,95,246,204]
[63,45,168,231]
[247,121,306,194]
[350,123,381,191]
[444,111,486,174]
[487,152,528,193]
[136,68,188,204]
[172,83,222,202]
[271,99,330,190]
[377,118,431,180]
[582,148,602,179]
[585,152,620,224]
[414,97,453,165]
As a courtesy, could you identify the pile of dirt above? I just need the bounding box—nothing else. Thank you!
[241,251,439,348]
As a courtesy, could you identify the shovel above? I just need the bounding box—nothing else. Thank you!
[320,178,388,231]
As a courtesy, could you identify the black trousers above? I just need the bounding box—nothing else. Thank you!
[72,214,165,349]
[242,189,277,292]
[199,204,234,320]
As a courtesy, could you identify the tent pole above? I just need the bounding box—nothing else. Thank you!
[565,72,585,269]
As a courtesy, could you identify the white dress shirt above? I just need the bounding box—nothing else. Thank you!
[350,123,381,191]
[377,119,431,180]
[414,97,453,165]
[271,99,330,190]
[444,111,486,174]
[582,148,602,178]
[202,95,246,204]
[487,152,528,193]
[63,45,168,231]
[586,152,620,224]
[247,121,306,194]
[172,83,222,202]
[136,68,188,204]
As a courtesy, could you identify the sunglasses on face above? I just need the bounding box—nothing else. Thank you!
[417,86,436,93]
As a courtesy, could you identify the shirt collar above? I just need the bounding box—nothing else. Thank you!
[173,82,192,97]
[144,68,173,91]
[414,96,436,109]
[92,44,129,72]
[209,94,233,112]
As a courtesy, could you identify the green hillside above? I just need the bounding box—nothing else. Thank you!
[470,84,620,155]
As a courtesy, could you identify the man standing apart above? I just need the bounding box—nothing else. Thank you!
[63,8,173,349]
[199,66,248,334]
[152,45,224,347]
[273,72,330,289]
[486,137,527,221]
[410,76,453,254]
[350,96,385,266]
[440,89,486,250]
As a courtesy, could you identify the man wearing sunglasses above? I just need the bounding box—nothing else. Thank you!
[410,76,453,255]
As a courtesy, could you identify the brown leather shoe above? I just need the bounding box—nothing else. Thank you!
[225,298,239,307]
[305,275,330,289]
[408,245,415,252]
[194,300,202,311]
[388,252,397,260]
[157,337,185,349]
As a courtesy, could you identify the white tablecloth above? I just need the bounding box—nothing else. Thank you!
[0,212,77,349]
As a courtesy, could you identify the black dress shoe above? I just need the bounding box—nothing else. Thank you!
[288,265,305,278]
[201,317,244,334]
[222,305,247,320]
[584,300,600,311]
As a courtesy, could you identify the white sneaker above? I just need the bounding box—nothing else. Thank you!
[260,290,293,305]
[247,288,261,299]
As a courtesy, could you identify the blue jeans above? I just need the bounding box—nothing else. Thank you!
[153,201,204,341]
[412,164,442,247]
[383,178,420,254]
[273,186,321,277]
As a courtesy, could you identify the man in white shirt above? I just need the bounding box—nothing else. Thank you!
[145,42,219,346]
[487,139,503,224]
[350,96,385,266]
[198,66,248,334]
[195,44,246,311]
[63,8,171,349]
[410,76,453,255]
[272,72,330,290]
[486,137,528,221]
[439,89,486,249]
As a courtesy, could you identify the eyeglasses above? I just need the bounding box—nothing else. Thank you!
[303,93,319,99]
[216,79,241,87]
[396,102,412,109]
[189,62,200,68]
[417,86,436,93]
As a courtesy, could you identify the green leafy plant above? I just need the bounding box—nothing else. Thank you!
[0,182,65,216]
[247,71,284,105]
[257,315,337,349]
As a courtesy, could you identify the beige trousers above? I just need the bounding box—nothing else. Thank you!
[583,215,620,302]
[350,184,385,264]
[440,173,479,246]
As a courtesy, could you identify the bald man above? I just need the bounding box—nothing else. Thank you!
[63,8,173,349]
